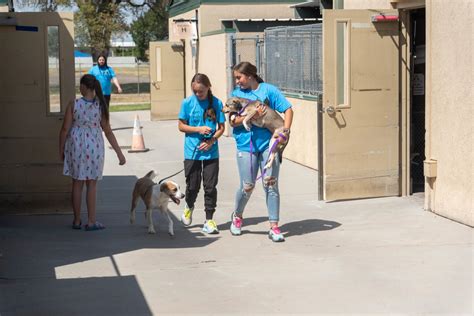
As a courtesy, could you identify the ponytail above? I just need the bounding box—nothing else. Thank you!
[94,79,109,122]
[80,74,109,122]
[205,88,215,122]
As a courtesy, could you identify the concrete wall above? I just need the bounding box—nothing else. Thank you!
[169,10,197,97]
[284,97,318,170]
[198,33,229,102]
[425,0,473,226]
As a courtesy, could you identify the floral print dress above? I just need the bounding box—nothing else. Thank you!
[63,97,105,180]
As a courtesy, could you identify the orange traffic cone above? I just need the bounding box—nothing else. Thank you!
[128,115,149,153]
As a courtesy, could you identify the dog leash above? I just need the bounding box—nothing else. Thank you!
[255,132,287,181]
[158,168,185,184]
[158,134,216,184]
[157,143,202,184]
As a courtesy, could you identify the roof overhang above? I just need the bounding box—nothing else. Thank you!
[220,18,321,23]
[390,0,425,9]
[290,1,321,8]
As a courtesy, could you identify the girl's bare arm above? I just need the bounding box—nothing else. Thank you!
[178,119,212,135]
[59,101,73,161]
[101,117,126,165]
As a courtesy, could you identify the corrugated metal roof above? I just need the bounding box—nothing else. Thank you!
[220,18,320,22]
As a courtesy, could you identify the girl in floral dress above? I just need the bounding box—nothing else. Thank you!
[59,74,126,231]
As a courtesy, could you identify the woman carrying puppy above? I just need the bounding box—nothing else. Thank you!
[178,73,226,234]
[229,62,293,242]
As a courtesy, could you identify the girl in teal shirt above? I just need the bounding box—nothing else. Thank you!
[228,62,293,242]
[178,74,226,234]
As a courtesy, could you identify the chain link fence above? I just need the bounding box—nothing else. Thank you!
[75,58,150,95]
[264,23,322,96]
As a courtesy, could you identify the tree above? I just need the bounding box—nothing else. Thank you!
[130,3,168,61]
[16,0,170,61]
[75,1,126,60]
[15,0,70,12]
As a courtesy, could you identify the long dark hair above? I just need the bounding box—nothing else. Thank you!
[191,73,216,122]
[80,74,109,122]
[233,61,264,83]
[97,54,109,68]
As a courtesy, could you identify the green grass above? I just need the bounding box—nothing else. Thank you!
[109,103,151,112]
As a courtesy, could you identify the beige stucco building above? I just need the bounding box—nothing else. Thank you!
[159,0,472,227]
[342,0,473,225]
[1,1,471,228]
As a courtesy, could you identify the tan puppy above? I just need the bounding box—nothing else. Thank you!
[223,97,290,169]
[130,170,185,235]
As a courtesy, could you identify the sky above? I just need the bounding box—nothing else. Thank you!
[12,0,141,41]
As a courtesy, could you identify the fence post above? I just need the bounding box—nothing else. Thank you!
[136,59,140,95]
[255,35,260,76]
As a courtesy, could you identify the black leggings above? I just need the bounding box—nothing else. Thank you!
[184,159,219,220]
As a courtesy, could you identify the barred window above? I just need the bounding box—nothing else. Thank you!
[264,24,322,96]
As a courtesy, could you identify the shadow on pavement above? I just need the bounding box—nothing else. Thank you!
[0,174,218,315]
[281,218,341,237]
[216,216,341,237]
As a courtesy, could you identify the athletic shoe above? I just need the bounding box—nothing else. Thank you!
[268,226,285,242]
[202,219,219,234]
[181,206,194,226]
[230,212,242,236]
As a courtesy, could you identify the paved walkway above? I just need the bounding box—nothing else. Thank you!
[0,111,472,315]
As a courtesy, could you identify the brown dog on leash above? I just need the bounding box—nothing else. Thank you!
[130,170,185,235]
[223,97,290,169]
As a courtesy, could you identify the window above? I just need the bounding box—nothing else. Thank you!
[47,25,61,113]
[335,20,350,108]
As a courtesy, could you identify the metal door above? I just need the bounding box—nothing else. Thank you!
[321,10,400,200]
[0,12,75,210]
[149,41,185,120]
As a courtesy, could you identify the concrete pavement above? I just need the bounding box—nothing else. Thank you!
[0,111,472,315]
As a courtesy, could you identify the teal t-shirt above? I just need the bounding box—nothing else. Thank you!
[88,65,116,95]
[231,82,291,153]
[178,95,226,160]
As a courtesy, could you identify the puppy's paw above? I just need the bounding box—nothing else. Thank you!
[243,123,251,131]
[130,215,135,224]
[148,227,156,234]
[168,232,175,238]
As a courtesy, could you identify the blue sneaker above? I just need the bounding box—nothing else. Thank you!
[268,226,285,242]
[202,220,219,234]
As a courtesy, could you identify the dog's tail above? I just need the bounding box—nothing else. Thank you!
[145,170,157,179]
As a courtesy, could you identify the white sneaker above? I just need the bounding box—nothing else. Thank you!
[230,212,243,236]
[202,219,219,234]
[268,226,285,242]
[181,206,194,226]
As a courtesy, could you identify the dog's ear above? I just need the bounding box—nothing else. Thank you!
[159,182,167,193]
[237,98,251,109]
